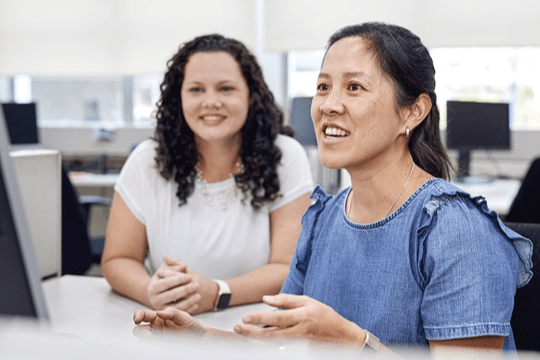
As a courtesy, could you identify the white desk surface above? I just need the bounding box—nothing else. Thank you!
[41,275,271,342]
[0,275,343,360]
[69,172,119,187]
[451,179,521,216]
[2,275,538,359]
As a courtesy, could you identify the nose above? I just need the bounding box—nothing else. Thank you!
[202,93,222,109]
[318,90,344,115]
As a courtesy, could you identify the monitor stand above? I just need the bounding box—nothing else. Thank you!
[453,150,493,185]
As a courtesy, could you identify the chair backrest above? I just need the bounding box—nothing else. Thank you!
[504,222,540,351]
[505,157,540,223]
[61,166,92,275]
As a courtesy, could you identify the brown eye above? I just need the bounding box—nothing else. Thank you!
[348,83,364,91]
[317,83,329,91]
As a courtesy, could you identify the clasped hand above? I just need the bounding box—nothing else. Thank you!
[146,255,218,314]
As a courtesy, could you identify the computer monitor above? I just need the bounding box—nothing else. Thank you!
[446,100,510,179]
[290,97,317,147]
[0,105,49,320]
[1,103,40,148]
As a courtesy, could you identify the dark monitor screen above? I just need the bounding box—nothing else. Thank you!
[1,103,39,146]
[446,100,510,179]
[0,106,48,320]
[290,97,317,147]
[446,100,510,151]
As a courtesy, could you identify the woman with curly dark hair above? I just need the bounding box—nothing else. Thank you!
[102,34,313,314]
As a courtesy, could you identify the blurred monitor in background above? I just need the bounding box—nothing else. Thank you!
[1,103,40,149]
[446,100,510,180]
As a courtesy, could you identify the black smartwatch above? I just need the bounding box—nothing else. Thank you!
[213,280,231,311]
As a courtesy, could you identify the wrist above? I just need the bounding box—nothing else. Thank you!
[358,328,381,353]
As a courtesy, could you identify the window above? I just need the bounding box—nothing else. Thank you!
[288,47,540,130]
[132,75,162,127]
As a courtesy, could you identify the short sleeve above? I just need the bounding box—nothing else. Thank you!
[281,186,329,295]
[269,135,314,212]
[114,139,158,225]
[416,192,532,341]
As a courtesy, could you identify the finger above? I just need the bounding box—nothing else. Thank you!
[242,308,304,329]
[233,322,291,341]
[133,309,158,324]
[156,266,190,279]
[163,255,187,272]
[151,273,193,294]
[262,294,309,310]
[172,292,201,312]
[167,281,200,304]
[156,307,194,325]
[185,303,199,315]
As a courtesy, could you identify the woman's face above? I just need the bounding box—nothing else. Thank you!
[311,36,406,170]
[181,51,250,146]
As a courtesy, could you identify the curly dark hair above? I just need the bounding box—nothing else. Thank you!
[328,23,453,180]
[153,34,293,209]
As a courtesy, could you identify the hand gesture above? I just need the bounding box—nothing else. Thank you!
[233,294,365,345]
[133,307,205,338]
[146,255,200,312]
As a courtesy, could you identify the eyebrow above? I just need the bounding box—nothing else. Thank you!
[183,79,237,86]
[317,71,370,80]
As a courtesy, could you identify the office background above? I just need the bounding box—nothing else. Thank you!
[1,0,539,178]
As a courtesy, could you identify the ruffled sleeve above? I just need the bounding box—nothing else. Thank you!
[415,186,533,341]
[418,188,533,288]
[281,186,331,295]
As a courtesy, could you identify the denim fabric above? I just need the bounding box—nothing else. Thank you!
[281,179,533,350]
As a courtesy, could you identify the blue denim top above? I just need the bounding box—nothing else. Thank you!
[281,179,533,350]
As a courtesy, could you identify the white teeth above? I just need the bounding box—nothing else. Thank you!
[325,127,349,137]
[202,115,224,121]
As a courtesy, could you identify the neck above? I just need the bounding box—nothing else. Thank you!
[196,139,242,183]
[347,153,417,224]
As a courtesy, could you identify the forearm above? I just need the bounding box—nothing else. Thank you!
[102,257,152,307]
[225,262,289,307]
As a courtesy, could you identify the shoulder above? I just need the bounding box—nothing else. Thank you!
[119,139,159,179]
[415,178,533,287]
[128,139,158,160]
[302,186,347,227]
[275,134,306,156]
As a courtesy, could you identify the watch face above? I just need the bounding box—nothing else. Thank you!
[216,293,231,310]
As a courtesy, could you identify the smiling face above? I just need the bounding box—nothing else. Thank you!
[311,36,407,171]
[181,51,250,146]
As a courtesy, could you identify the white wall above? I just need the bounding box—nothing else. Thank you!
[0,0,256,75]
[3,0,540,178]
[265,0,540,51]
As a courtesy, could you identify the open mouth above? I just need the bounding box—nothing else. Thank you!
[324,126,350,138]
[201,115,226,121]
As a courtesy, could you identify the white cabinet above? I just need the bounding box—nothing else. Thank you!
[10,149,61,279]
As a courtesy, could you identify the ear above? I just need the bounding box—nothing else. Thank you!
[400,93,432,135]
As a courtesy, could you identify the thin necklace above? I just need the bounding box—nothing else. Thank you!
[347,162,416,219]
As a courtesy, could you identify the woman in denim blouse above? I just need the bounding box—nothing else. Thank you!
[133,22,533,355]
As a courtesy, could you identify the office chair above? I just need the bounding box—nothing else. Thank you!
[504,221,540,352]
[505,157,540,223]
[61,167,111,275]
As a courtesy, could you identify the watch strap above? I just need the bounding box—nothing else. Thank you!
[213,279,231,311]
